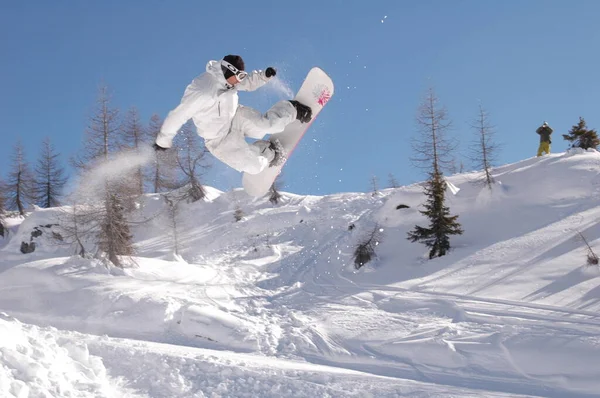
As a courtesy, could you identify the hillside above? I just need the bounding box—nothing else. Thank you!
[1,150,600,397]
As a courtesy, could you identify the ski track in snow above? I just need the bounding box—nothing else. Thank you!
[1,150,600,396]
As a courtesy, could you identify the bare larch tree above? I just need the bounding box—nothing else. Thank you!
[409,88,457,173]
[468,105,499,189]
[370,175,379,195]
[163,194,183,256]
[70,84,135,267]
[7,140,34,216]
[147,114,178,193]
[121,106,146,196]
[97,193,134,267]
[34,137,68,208]
[56,201,97,257]
[72,85,120,170]
[0,180,6,237]
[174,122,209,203]
[388,173,399,188]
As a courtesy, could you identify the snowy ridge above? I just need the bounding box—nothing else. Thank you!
[1,150,600,397]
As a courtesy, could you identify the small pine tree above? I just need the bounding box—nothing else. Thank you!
[562,117,600,150]
[234,206,244,222]
[353,225,383,269]
[269,177,283,205]
[407,169,463,259]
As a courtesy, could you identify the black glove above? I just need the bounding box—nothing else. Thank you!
[289,100,312,123]
[153,143,168,151]
[265,67,276,78]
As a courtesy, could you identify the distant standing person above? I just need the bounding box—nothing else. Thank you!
[536,121,553,156]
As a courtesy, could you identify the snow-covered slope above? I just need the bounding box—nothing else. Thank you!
[1,150,600,397]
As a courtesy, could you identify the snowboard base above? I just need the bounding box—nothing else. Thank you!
[242,67,334,197]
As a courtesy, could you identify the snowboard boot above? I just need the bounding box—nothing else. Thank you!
[289,100,313,123]
[268,138,287,167]
[255,139,287,168]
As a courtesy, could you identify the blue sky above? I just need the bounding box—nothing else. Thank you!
[1,1,600,196]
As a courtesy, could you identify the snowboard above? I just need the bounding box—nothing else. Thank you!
[242,67,334,197]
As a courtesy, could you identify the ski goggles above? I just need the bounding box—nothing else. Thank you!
[221,60,248,82]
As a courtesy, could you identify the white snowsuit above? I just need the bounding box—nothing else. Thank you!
[156,60,297,175]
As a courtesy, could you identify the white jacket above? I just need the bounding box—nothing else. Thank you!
[156,60,272,148]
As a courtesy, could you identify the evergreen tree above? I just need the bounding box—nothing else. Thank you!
[407,88,462,259]
[407,170,463,259]
[34,137,68,208]
[234,205,244,222]
[7,140,34,216]
[562,117,600,150]
[353,225,383,269]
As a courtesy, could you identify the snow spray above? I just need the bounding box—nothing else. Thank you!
[73,145,155,201]
[267,77,295,99]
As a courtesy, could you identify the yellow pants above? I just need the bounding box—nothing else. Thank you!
[537,142,550,157]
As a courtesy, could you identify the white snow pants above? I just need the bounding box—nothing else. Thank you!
[205,100,296,175]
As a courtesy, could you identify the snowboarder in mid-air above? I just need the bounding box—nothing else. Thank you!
[154,55,313,175]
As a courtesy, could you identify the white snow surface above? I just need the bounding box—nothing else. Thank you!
[2,150,600,397]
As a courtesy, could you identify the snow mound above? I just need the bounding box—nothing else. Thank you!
[0,313,114,397]
[1,207,68,256]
